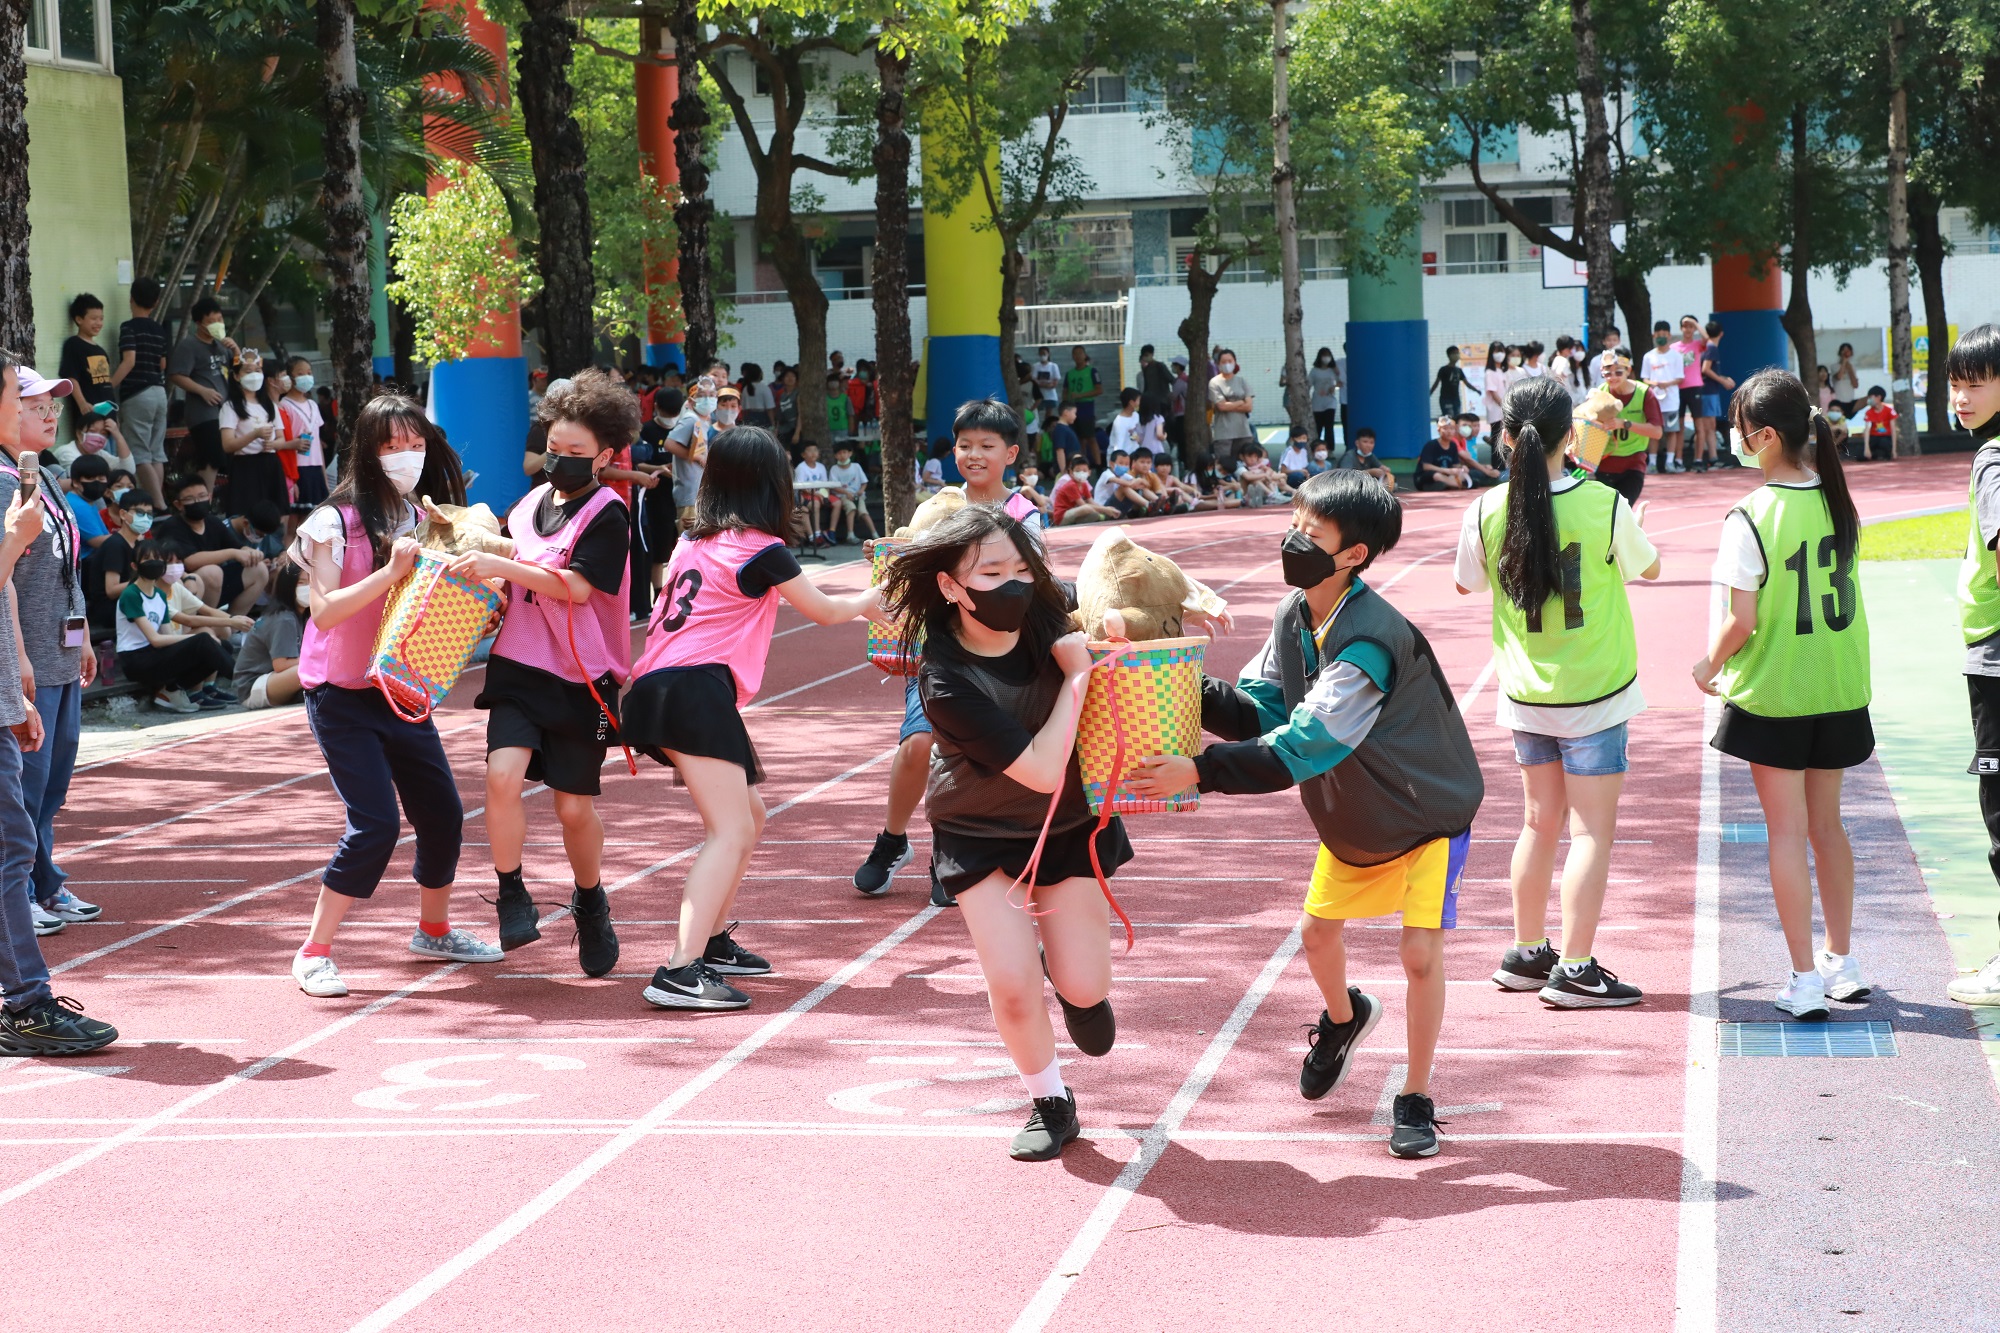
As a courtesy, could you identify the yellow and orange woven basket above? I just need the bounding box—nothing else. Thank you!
[1078,636,1207,815]
[368,551,507,721]
[864,537,920,676]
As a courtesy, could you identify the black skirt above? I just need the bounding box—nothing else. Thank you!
[933,817,1133,896]
[1711,702,1874,771]
[224,451,290,517]
[293,464,330,508]
[620,663,764,784]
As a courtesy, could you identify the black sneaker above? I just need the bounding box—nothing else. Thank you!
[1389,1092,1444,1159]
[193,688,230,711]
[1008,1090,1081,1161]
[853,831,912,897]
[642,960,751,1010]
[1539,958,1643,1008]
[0,996,118,1056]
[569,886,619,979]
[1492,940,1558,991]
[494,881,541,953]
[201,683,239,705]
[928,860,956,908]
[1299,989,1382,1100]
[702,922,770,975]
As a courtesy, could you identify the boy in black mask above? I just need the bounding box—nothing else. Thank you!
[1126,471,1482,1159]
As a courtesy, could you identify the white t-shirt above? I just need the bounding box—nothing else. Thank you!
[291,498,422,594]
[1034,360,1061,402]
[1640,348,1684,415]
[115,582,171,653]
[1454,475,1660,738]
[218,398,275,455]
[1714,475,1821,591]
[1279,444,1311,473]
[1108,412,1140,455]
[279,396,326,467]
[795,460,830,489]
[828,460,869,498]
[1092,468,1128,506]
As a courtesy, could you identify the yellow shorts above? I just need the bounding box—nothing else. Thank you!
[1303,831,1469,928]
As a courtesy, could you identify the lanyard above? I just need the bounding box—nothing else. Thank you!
[0,459,84,617]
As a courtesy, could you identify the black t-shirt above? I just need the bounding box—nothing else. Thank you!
[1418,439,1463,472]
[154,513,248,560]
[532,485,631,596]
[118,316,169,396]
[634,420,673,468]
[60,335,115,434]
[919,637,1045,773]
[736,543,802,597]
[89,531,137,623]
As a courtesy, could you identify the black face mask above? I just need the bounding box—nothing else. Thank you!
[180,500,210,523]
[958,578,1034,633]
[80,481,107,501]
[544,453,598,493]
[1281,529,1346,590]
[136,559,167,580]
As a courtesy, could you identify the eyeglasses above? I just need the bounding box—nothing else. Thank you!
[22,401,61,418]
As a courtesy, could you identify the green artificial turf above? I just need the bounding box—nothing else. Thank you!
[1861,508,1968,562]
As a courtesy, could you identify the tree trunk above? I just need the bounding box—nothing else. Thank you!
[1911,182,1950,434]
[669,0,714,375]
[1568,0,1618,342]
[1177,254,1224,465]
[318,0,373,452]
[996,243,1026,417]
[0,0,33,357]
[1612,270,1651,361]
[1886,18,1919,457]
[766,220,829,451]
[1779,104,1819,380]
[519,0,597,378]
[1270,0,1309,434]
[872,41,917,530]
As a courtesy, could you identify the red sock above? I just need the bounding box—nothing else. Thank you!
[419,919,451,938]
[300,941,331,958]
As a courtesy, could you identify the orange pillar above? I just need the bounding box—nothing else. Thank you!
[636,19,684,370]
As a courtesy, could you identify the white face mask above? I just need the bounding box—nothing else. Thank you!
[1219,360,1237,375]
[239,372,264,392]
[165,562,185,584]
[204,320,226,340]
[1313,450,1328,461]
[715,406,738,426]
[693,396,718,416]
[293,373,315,394]
[295,585,311,612]
[381,450,427,494]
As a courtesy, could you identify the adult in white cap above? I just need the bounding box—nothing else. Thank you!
[0,354,115,1054]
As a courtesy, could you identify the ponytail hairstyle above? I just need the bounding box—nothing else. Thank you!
[1730,367,1858,558]
[1495,375,1578,613]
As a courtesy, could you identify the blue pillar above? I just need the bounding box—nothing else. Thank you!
[1343,205,1430,460]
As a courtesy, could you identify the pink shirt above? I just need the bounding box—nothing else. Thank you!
[298,506,381,690]
[491,483,633,686]
[632,527,788,706]
[1674,339,1706,390]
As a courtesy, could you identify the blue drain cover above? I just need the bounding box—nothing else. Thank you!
[1718,1021,1897,1057]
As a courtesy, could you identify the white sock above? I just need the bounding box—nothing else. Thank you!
[1819,949,1846,964]
[1791,968,1815,984]
[1019,1056,1066,1100]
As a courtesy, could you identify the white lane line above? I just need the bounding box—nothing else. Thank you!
[110,1039,247,1045]
[1285,1046,1632,1057]
[0,965,464,1210]
[348,904,942,1333]
[907,973,1207,983]
[101,973,398,981]
[1674,677,1724,1332]
[824,1038,1123,1050]
[374,1037,695,1045]
[67,878,246,885]
[1457,656,1497,712]
[744,663,873,710]
[1009,923,1305,1333]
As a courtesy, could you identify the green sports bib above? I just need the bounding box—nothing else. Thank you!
[1957,468,2000,645]
[1601,385,1651,458]
[1479,480,1638,706]
[1715,483,1870,717]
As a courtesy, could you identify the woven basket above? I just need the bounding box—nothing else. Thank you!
[865,537,920,676]
[1573,415,1615,469]
[367,550,506,721]
[1078,636,1207,815]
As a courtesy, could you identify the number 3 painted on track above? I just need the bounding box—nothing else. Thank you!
[353,1052,584,1112]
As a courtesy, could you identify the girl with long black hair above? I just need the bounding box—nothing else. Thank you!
[1455,376,1660,1008]
[1694,369,1871,1020]
[287,395,498,998]
[880,504,1130,1162]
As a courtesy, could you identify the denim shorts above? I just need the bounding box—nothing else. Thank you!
[899,676,931,743]
[1512,722,1628,776]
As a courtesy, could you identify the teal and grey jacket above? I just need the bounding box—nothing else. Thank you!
[1195,580,1483,867]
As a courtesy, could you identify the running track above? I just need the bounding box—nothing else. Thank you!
[6,459,1993,1332]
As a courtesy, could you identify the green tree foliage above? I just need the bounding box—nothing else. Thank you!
[385,159,539,363]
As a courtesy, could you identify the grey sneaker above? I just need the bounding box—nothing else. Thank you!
[29,900,65,937]
[48,887,101,921]
[292,951,348,998]
[151,689,199,715]
[408,927,504,963]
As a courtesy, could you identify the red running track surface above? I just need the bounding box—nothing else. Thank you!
[4,458,1974,1332]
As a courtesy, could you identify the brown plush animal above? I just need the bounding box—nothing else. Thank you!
[1070,526,1230,641]
[418,497,515,556]
[892,485,967,539]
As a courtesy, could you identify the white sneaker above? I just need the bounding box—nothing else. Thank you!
[292,950,349,998]
[1816,950,1871,1002]
[48,887,101,921]
[29,900,64,937]
[1947,953,2000,1006]
[1775,969,1829,1020]
[408,927,504,963]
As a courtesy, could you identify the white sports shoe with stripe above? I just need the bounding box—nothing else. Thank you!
[1947,953,2000,1006]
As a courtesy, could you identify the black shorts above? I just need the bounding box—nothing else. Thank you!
[1710,701,1874,771]
[184,419,225,473]
[476,655,618,796]
[621,663,764,784]
[933,818,1133,897]
[635,486,680,562]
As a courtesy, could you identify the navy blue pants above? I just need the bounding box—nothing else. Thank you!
[305,684,462,898]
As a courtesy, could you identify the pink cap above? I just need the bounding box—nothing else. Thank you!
[12,366,73,399]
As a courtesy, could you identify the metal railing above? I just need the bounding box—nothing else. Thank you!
[735,284,928,305]
[1017,299,1128,346]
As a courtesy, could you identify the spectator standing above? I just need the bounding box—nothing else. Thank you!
[738,363,775,429]
[1641,322,1686,473]
[1482,343,1509,428]
[154,475,269,616]
[1830,344,1863,413]
[1063,345,1102,452]
[278,357,329,507]
[1138,344,1174,427]
[1207,348,1255,456]
[219,350,293,514]
[1168,355,1189,454]
[633,388,683,589]
[58,294,117,446]
[0,354,117,1052]
[772,366,800,446]
[1586,325,1626,388]
[1047,401,1084,474]
[112,277,171,511]
[1033,347,1061,425]
[667,377,727,532]
[167,296,239,491]
[1695,323,1733,470]
[1310,347,1343,446]
[1675,314,1708,441]
[1430,346,1471,420]
[1107,389,1143,457]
